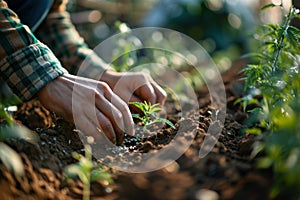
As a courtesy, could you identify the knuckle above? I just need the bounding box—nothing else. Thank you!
[115,111,123,120]
[136,72,149,80]
[160,89,167,98]
[94,90,104,100]
[119,103,130,113]
[99,82,111,92]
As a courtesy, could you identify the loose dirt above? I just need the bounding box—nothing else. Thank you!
[0,60,273,200]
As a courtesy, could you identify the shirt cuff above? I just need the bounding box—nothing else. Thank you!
[0,42,67,101]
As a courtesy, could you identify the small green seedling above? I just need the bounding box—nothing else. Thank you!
[129,101,175,130]
[64,139,113,200]
[0,81,36,177]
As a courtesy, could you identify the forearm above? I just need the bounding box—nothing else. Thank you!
[36,10,112,80]
[0,0,67,101]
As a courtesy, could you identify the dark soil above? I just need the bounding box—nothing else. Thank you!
[0,59,274,200]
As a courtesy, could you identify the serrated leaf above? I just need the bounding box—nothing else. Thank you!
[0,142,24,177]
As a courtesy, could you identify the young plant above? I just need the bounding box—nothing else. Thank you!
[111,21,138,72]
[0,81,36,177]
[240,3,300,198]
[64,139,113,200]
[0,81,19,126]
[129,101,175,130]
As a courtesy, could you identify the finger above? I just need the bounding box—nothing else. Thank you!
[129,94,143,115]
[81,102,117,144]
[94,92,125,143]
[94,111,118,144]
[151,82,167,106]
[102,87,134,136]
[135,83,157,104]
[110,92,134,137]
[78,113,114,145]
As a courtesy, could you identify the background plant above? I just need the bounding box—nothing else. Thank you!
[64,138,113,200]
[111,21,140,72]
[0,81,36,177]
[241,2,300,198]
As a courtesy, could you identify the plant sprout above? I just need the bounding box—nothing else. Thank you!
[129,101,175,130]
[64,138,113,200]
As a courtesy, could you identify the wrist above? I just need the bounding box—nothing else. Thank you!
[99,70,120,88]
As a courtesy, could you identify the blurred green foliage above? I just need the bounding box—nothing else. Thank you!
[68,0,255,68]
[241,3,300,198]
[64,143,113,200]
[0,80,36,177]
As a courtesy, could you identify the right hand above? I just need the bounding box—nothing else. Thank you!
[37,74,134,145]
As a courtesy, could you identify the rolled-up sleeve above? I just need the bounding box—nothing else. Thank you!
[0,0,66,101]
[35,1,111,80]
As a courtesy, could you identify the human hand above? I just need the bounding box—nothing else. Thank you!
[37,74,134,145]
[100,70,167,107]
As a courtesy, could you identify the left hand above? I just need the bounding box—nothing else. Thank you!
[100,70,167,106]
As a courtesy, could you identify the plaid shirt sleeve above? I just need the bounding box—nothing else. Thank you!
[35,0,112,80]
[0,0,67,101]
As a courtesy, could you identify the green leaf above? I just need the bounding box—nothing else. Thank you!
[245,127,262,135]
[91,168,113,183]
[264,24,280,31]
[0,142,24,177]
[257,157,273,168]
[0,108,13,126]
[131,114,143,121]
[286,26,300,49]
[0,81,20,107]
[130,101,174,129]
[79,157,93,172]
[71,152,81,160]
[129,102,146,113]
[149,105,162,113]
[131,113,140,118]
[154,118,175,129]
[261,3,277,11]
[64,164,82,179]
[0,125,38,144]
[240,52,264,61]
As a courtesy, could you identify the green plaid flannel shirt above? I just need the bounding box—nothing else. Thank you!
[0,0,109,101]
